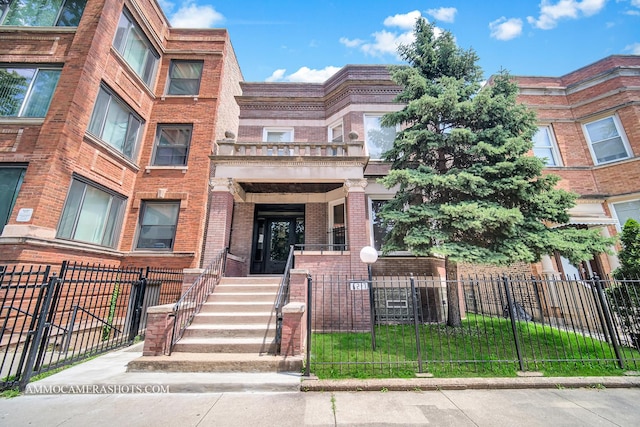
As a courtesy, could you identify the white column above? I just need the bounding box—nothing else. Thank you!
[601,227,621,272]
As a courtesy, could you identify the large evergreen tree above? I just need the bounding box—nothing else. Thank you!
[613,219,640,279]
[379,19,614,326]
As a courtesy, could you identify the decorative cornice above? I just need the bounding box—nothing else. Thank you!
[344,178,368,193]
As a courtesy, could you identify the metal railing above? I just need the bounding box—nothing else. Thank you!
[307,273,640,378]
[274,245,295,353]
[295,243,349,253]
[1,262,184,391]
[169,248,227,354]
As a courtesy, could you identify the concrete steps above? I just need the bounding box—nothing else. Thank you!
[129,276,303,376]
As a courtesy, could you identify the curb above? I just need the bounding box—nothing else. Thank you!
[300,376,640,392]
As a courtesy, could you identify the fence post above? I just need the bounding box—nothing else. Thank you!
[593,277,625,369]
[128,272,147,341]
[305,274,312,377]
[410,276,423,373]
[18,274,59,391]
[502,275,525,372]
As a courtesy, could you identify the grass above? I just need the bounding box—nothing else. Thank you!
[310,314,640,379]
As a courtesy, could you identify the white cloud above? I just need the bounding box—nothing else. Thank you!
[426,7,457,23]
[489,17,523,40]
[361,29,416,57]
[169,1,224,28]
[632,0,640,6]
[265,66,341,83]
[339,37,364,48]
[625,42,640,54]
[383,10,422,29]
[527,0,607,30]
[265,69,287,82]
[158,0,175,13]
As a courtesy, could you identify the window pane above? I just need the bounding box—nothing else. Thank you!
[0,68,34,116]
[371,200,392,250]
[153,126,191,165]
[364,115,395,159]
[113,11,157,85]
[136,202,179,249]
[73,185,110,244]
[613,200,640,228]
[266,131,292,142]
[592,138,627,163]
[331,124,343,142]
[0,167,25,232]
[167,61,203,95]
[101,100,129,151]
[532,127,557,166]
[58,179,84,239]
[22,69,61,117]
[2,0,62,26]
[88,88,110,136]
[56,0,87,26]
[586,117,619,142]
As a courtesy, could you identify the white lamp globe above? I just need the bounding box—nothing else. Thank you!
[359,246,378,265]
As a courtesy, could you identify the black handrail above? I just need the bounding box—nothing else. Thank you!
[169,248,227,354]
[274,245,295,353]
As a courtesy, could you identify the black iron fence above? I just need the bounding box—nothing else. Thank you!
[0,262,183,391]
[308,274,640,378]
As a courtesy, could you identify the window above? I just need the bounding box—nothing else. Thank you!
[113,10,159,86]
[370,198,394,251]
[532,126,561,166]
[583,116,631,165]
[0,67,61,117]
[152,124,192,166]
[263,128,293,142]
[328,199,346,249]
[329,122,343,142]
[0,165,26,233]
[166,60,203,95]
[135,201,180,250]
[57,177,125,247]
[1,0,86,26]
[612,200,640,230]
[88,85,143,160]
[364,114,396,160]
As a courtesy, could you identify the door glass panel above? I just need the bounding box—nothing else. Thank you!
[269,220,290,262]
[0,167,25,232]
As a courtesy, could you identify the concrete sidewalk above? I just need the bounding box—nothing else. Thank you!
[1,344,639,426]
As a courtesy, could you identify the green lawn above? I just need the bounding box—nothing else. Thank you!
[310,314,640,379]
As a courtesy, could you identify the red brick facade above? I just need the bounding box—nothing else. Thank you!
[0,0,241,272]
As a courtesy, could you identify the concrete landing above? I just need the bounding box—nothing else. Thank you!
[29,343,302,394]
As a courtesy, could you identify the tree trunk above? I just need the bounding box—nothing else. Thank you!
[445,257,462,327]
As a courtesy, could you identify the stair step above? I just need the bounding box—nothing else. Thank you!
[127,352,302,374]
[208,293,277,302]
[191,312,274,325]
[183,324,276,338]
[173,337,276,353]
[201,302,274,313]
[218,277,282,286]
[216,284,280,293]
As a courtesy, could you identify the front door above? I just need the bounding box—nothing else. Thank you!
[251,204,304,274]
[265,218,295,274]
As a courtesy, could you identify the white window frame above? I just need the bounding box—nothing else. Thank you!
[363,114,397,160]
[328,198,346,248]
[533,125,562,166]
[582,115,632,165]
[263,128,294,142]
[328,121,344,143]
[610,199,640,231]
[112,8,159,86]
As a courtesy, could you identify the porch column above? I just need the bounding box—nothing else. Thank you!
[601,227,621,273]
[202,178,235,267]
[541,254,559,278]
[345,179,369,276]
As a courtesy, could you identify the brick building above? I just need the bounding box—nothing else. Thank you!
[0,0,242,270]
[208,56,640,280]
[0,0,637,281]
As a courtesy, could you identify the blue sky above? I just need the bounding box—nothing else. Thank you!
[158,0,640,82]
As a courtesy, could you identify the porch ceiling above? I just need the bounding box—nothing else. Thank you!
[238,182,343,193]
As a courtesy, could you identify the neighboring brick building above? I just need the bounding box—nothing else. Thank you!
[0,0,242,270]
[514,55,640,278]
